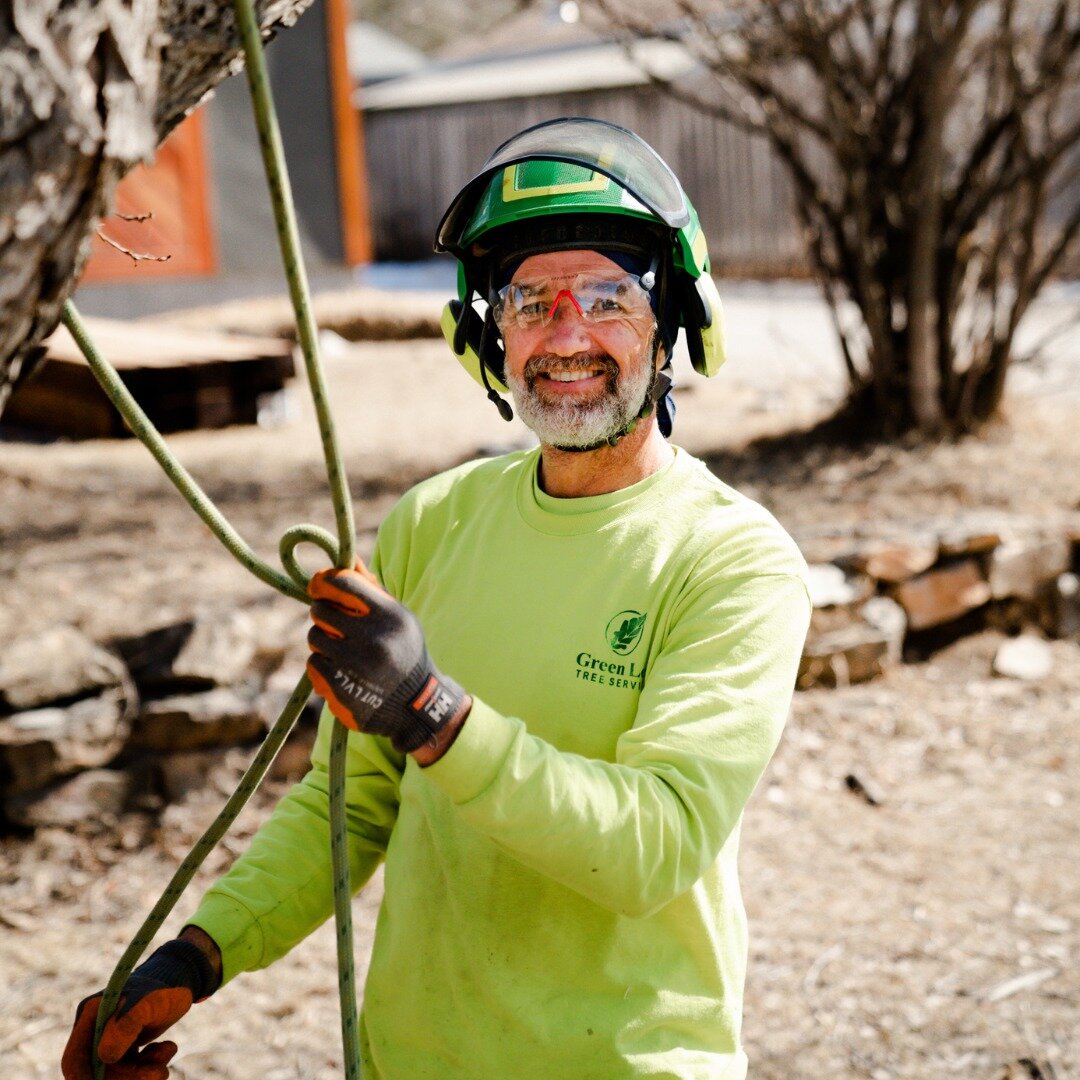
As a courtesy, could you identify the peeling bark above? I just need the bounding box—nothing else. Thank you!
[0,0,312,416]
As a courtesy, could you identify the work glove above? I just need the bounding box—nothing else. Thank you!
[62,938,218,1080]
[306,566,468,753]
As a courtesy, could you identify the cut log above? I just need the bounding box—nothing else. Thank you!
[4,318,295,438]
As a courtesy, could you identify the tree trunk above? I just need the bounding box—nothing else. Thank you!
[904,4,953,434]
[0,0,313,417]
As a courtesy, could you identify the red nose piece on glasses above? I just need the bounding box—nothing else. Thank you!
[547,289,585,321]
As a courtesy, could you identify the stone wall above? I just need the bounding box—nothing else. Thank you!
[2,516,1078,830]
[800,516,1080,688]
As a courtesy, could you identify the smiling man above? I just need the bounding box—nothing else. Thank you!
[64,119,811,1080]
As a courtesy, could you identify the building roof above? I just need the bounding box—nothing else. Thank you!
[357,36,696,111]
[435,2,603,62]
[347,21,428,85]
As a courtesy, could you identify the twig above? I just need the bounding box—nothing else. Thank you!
[803,942,843,992]
[95,228,172,265]
[980,967,1059,1003]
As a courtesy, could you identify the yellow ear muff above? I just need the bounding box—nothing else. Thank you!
[690,274,726,377]
[440,302,509,393]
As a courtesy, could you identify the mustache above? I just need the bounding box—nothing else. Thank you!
[523,352,619,384]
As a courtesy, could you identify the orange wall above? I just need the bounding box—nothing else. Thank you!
[84,110,216,283]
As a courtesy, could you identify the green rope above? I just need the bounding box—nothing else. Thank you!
[229,1,361,1070]
[90,674,313,1066]
[61,302,313,602]
[74,0,365,1075]
[232,0,356,573]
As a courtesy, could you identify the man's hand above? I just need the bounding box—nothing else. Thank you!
[307,567,470,756]
[61,936,219,1079]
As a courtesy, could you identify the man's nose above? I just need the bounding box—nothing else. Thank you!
[544,296,592,354]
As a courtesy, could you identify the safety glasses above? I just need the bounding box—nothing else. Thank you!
[493,272,655,332]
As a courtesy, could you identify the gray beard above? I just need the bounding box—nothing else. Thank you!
[505,351,655,449]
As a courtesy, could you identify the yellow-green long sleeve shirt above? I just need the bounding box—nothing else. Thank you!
[189,446,810,1078]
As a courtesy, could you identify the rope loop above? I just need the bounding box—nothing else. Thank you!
[279,524,344,591]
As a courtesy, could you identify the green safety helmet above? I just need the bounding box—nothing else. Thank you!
[434,117,726,425]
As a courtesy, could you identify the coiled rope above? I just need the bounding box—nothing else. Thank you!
[63,1,364,1074]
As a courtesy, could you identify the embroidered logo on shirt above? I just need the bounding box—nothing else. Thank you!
[606,610,647,656]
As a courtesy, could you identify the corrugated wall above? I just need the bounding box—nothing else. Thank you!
[208,0,345,273]
[363,87,807,275]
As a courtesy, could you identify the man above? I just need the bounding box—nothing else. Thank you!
[64,118,810,1079]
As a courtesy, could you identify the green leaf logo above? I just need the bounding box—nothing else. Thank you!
[606,610,647,656]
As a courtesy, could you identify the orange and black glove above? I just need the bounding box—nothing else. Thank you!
[62,939,218,1079]
[306,567,468,753]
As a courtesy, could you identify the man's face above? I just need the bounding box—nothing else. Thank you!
[497,250,660,449]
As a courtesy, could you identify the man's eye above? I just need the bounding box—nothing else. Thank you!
[586,296,624,315]
[519,301,546,319]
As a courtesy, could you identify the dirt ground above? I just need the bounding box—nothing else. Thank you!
[1,318,1078,1078]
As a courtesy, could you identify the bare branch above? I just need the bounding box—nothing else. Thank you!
[94,229,173,265]
[586,0,1080,434]
[1024,195,1080,306]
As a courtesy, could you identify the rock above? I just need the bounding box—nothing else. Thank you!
[156,748,230,802]
[268,731,318,782]
[0,739,54,800]
[0,626,127,712]
[5,769,130,829]
[892,559,991,631]
[174,610,258,686]
[987,596,1042,636]
[993,635,1054,681]
[248,602,309,678]
[1047,573,1080,638]
[114,609,258,692]
[988,537,1071,602]
[113,621,195,689]
[846,541,937,584]
[131,688,266,751]
[798,626,891,689]
[860,596,907,662]
[799,593,908,689]
[806,563,874,609]
[0,688,133,796]
[258,668,323,733]
[937,527,1002,559]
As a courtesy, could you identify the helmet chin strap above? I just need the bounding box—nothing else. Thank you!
[478,311,514,422]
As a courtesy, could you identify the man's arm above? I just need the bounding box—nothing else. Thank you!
[419,570,810,917]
